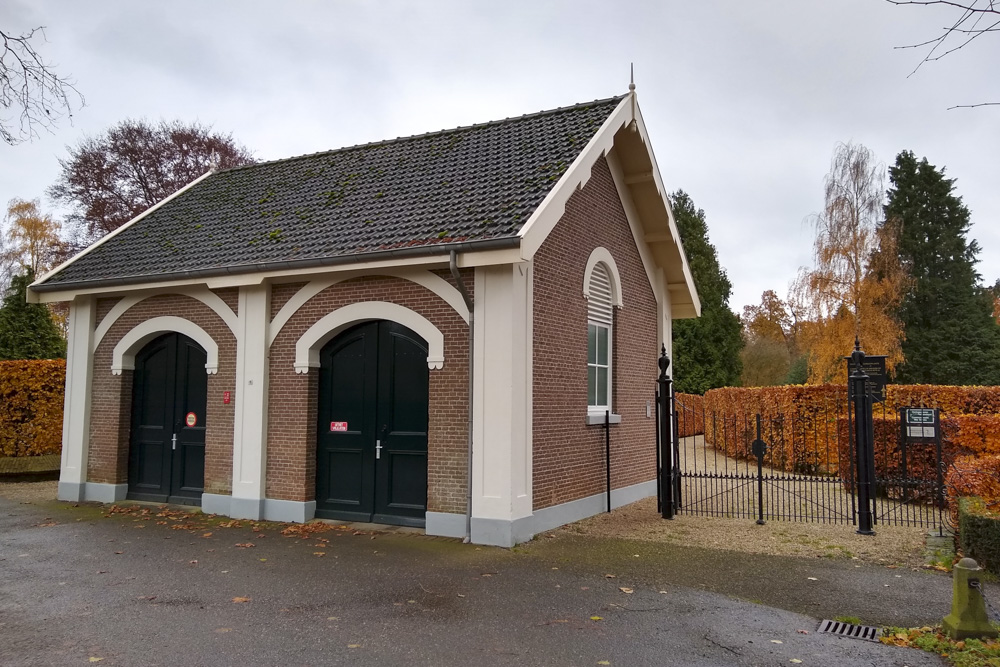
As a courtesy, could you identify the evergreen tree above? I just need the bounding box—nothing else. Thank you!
[885,151,1000,385]
[0,270,66,360]
[669,191,742,393]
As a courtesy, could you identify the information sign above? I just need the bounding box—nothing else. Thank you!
[330,421,348,432]
[846,354,887,403]
[900,407,939,442]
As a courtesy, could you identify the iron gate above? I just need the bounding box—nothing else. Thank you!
[656,350,947,529]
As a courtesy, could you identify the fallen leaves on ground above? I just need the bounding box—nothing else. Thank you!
[619,587,633,594]
[880,625,1000,664]
[231,596,251,603]
[280,523,333,539]
[234,543,255,548]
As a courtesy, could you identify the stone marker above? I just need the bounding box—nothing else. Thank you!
[943,557,999,640]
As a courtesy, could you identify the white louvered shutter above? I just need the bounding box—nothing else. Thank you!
[587,263,613,326]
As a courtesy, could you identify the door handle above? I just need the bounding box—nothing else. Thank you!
[375,439,382,460]
[171,433,177,451]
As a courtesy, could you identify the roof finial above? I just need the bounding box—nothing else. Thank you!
[629,63,637,130]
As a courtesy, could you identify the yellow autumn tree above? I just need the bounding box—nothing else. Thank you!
[3,198,63,277]
[3,198,67,331]
[792,142,907,383]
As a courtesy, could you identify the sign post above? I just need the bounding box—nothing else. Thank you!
[846,354,887,403]
[849,342,876,535]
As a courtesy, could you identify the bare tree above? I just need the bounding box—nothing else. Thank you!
[49,119,255,243]
[791,142,907,382]
[888,0,1000,108]
[1,26,84,145]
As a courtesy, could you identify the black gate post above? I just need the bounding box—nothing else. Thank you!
[752,414,766,525]
[657,345,676,519]
[850,340,876,535]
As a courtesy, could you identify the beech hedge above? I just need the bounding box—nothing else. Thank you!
[0,360,65,457]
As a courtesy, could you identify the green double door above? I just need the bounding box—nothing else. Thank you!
[128,332,206,505]
[316,321,429,527]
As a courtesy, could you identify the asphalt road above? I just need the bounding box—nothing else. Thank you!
[0,494,952,666]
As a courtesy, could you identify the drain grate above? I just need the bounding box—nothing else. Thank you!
[817,619,882,642]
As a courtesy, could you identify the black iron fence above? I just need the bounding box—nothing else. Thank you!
[658,348,948,529]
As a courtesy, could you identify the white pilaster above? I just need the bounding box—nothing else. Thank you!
[230,284,270,518]
[471,263,533,546]
[58,296,96,502]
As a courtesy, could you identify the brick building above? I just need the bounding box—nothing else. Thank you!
[30,92,699,547]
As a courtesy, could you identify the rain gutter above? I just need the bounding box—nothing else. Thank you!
[31,237,520,294]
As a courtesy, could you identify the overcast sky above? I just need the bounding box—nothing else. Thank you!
[2,0,998,314]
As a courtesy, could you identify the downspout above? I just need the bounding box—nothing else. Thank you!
[449,250,475,543]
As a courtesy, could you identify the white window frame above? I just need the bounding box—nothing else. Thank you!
[584,249,623,424]
[588,321,613,414]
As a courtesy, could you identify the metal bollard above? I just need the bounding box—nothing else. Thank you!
[942,558,999,640]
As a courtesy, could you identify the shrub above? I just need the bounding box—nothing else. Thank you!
[703,384,1000,477]
[957,496,1000,575]
[674,393,704,437]
[0,359,65,457]
[948,456,1000,521]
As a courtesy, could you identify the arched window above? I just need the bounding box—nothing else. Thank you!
[587,262,614,413]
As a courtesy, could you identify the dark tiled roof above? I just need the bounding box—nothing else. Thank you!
[43,95,625,288]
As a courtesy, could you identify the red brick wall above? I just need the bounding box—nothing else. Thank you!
[532,157,659,510]
[266,273,471,514]
[88,293,238,495]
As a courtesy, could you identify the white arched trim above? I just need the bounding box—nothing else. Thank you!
[111,316,220,375]
[270,269,468,347]
[583,247,624,307]
[94,288,238,349]
[295,301,444,374]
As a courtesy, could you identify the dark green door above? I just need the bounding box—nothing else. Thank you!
[316,321,429,527]
[128,332,207,505]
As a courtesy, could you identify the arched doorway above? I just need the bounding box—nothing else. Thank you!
[127,332,207,505]
[316,320,429,526]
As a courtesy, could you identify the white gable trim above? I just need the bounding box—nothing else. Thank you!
[518,96,632,260]
[270,269,467,348]
[30,170,216,291]
[604,150,660,306]
[629,105,700,318]
[518,92,699,318]
[294,301,444,373]
[94,288,238,350]
[582,247,623,307]
[111,316,219,375]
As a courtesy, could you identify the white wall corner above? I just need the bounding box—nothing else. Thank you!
[471,264,533,525]
[59,296,96,487]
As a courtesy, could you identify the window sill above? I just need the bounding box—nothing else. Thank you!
[585,413,622,426]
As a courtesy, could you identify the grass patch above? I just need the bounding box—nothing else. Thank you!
[834,615,862,625]
[883,626,1000,667]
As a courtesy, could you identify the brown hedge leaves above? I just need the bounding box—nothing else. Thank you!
[0,359,65,457]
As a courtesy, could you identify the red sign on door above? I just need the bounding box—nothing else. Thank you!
[223,391,231,404]
[330,421,348,432]
[186,412,197,427]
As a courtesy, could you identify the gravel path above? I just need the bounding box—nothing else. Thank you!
[559,436,941,569]
[677,435,941,527]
